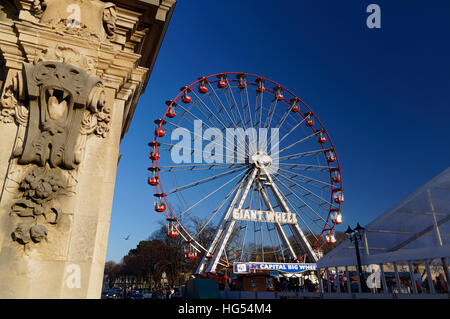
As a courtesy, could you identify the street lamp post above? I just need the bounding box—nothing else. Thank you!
[345,223,367,292]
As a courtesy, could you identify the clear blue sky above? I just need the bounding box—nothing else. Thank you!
[105,0,450,262]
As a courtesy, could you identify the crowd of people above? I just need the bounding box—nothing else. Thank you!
[272,276,320,293]
[213,272,320,293]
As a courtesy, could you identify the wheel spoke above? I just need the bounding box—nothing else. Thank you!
[276,163,331,172]
[226,81,248,132]
[196,177,244,236]
[266,116,307,152]
[277,167,334,188]
[165,166,246,195]
[270,173,328,224]
[207,82,252,152]
[274,170,338,209]
[167,103,242,160]
[158,163,247,172]
[243,85,254,131]
[272,176,325,232]
[274,130,321,157]
[178,169,248,217]
[277,148,328,162]
[165,119,240,157]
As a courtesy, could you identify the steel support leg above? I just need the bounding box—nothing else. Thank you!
[195,169,252,274]
[204,169,258,273]
[257,180,298,261]
[263,168,318,262]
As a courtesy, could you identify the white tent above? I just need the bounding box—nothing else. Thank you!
[318,167,450,268]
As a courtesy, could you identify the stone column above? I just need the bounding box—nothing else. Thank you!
[0,0,175,298]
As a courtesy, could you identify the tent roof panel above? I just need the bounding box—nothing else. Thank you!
[318,167,450,268]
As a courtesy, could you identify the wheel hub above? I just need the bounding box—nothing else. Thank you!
[251,150,272,169]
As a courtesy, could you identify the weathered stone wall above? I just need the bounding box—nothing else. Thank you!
[0,0,175,298]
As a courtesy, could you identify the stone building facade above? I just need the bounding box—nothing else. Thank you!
[0,0,176,298]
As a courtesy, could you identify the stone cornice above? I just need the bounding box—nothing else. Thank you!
[109,0,177,137]
[0,22,24,69]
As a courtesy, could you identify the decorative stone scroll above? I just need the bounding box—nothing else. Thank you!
[0,85,24,124]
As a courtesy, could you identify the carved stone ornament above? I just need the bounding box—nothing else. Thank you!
[14,61,105,169]
[3,60,109,169]
[1,58,110,246]
[31,0,117,41]
[11,166,64,245]
[36,45,98,76]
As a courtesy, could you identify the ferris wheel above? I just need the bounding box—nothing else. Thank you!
[148,72,343,274]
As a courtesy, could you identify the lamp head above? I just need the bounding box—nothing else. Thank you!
[355,223,365,234]
[344,226,354,237]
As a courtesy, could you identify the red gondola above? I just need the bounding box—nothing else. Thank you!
[166,107,176,118]
[184,241,197,260]
[155,127,165,137]
[155,202,166,212]
[290,98,300,112]
[237,74,246,89]
[198,77,208,93]
[305,113,314,127]
[318,130,327,144]
[166,220,179,238]
[154,119,166,137]
[326,150,336,162]
[331,168,341,183]
[148,176,159,186]
[217,74,227,89]
[256,77,265,93]
[165,100,177,118]
[149,151,160,161]
[273,86,283,100]
[333,189,344,204]
[168,229,178,238]
[181,86,192,103]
